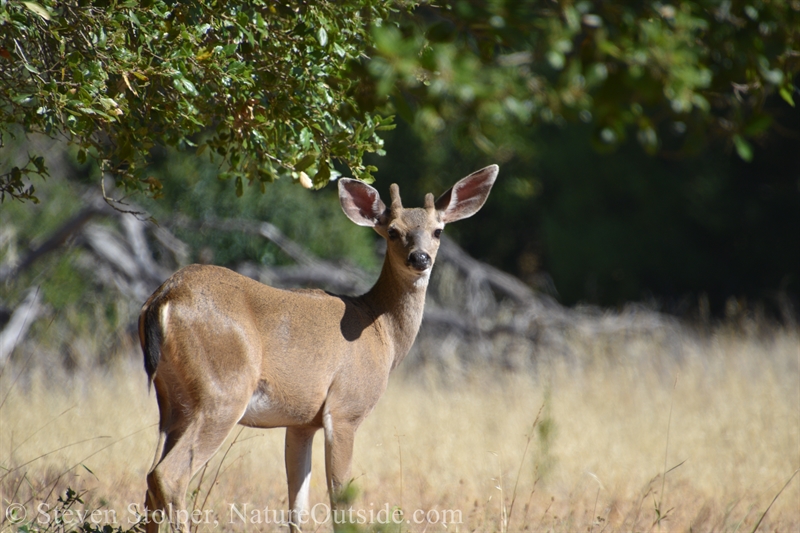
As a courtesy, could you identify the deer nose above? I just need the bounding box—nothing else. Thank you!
[408,251,431,271]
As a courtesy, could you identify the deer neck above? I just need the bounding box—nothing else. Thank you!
[359,255,430,369]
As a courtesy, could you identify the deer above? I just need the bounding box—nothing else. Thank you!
[138,165,498,532]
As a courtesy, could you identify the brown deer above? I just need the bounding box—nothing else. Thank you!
[139,165,498,532]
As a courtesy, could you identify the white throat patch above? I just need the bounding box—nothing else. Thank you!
[413,269,431,289]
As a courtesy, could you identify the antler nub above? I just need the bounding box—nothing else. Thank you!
[424,192,435,210]
[389,183,403,213]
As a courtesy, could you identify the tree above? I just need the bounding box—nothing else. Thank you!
[1,0,394,202]
[2,1,798,206]
[364,1,800,310]
[369,1,799,162]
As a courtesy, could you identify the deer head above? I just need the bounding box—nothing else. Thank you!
[338,164,499,284]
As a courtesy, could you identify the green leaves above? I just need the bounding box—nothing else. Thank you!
[21,1,51,21]
[1,1,395,203]
[3,0,798,205]
[780,85,796,108]
[367,1,800,165]
[0,153,49,203]
[733,135,754,162]
[172,76,198,97]
[294,154,317,173]
[316,27,328,47]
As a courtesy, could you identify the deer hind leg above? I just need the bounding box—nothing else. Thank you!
[285,426,317,532]
[322,414,358,531]
[144,388,172,533]
[145,405,243,533]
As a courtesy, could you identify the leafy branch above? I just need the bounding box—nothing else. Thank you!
[0,0,397,202]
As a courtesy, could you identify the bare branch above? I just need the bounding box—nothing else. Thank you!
[0,288,43,365]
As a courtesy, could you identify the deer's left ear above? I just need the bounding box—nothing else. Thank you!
[435,165,498,224]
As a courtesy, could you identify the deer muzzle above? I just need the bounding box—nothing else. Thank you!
[407,251,432,271]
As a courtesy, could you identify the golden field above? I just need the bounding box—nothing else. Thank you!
[1,325,798,532]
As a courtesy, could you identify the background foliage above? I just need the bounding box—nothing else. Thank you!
[372,1,799,160]
[366,0,800,311]
[2,0,799,312]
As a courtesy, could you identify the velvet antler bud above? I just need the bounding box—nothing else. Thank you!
[389,183,403,214]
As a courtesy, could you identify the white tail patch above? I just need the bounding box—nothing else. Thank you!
[159,302,170,338]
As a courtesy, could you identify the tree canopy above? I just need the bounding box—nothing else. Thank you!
[1,0,394,202]
[374,1,799,164]
[2,0,798,204]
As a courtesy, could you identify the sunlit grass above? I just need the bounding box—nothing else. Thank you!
[1,325,798,532]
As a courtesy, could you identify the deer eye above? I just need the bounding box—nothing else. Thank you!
[387,228,400,240]
[433,229,443,239]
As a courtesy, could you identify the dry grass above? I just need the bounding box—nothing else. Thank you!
[1,325,798,532]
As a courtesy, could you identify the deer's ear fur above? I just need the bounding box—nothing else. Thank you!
[435,165,498,224]
[339,178,387,227]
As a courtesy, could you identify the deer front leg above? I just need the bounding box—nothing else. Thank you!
[322,414,357,531]
[285,426,317,532]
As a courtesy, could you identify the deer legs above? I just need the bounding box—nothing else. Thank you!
[323,414,358,531]
[284,416,358,532]
[144,400,245,533]
[285,427,316,532]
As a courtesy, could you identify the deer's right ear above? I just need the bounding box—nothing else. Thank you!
[339,178,387,227]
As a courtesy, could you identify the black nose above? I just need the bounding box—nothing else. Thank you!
[408,251,431,271]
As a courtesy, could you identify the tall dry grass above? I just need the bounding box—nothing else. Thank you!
[1,324,798,532]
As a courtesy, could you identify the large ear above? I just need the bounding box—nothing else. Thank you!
[338,178,387,227]
[435,164,498,223]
